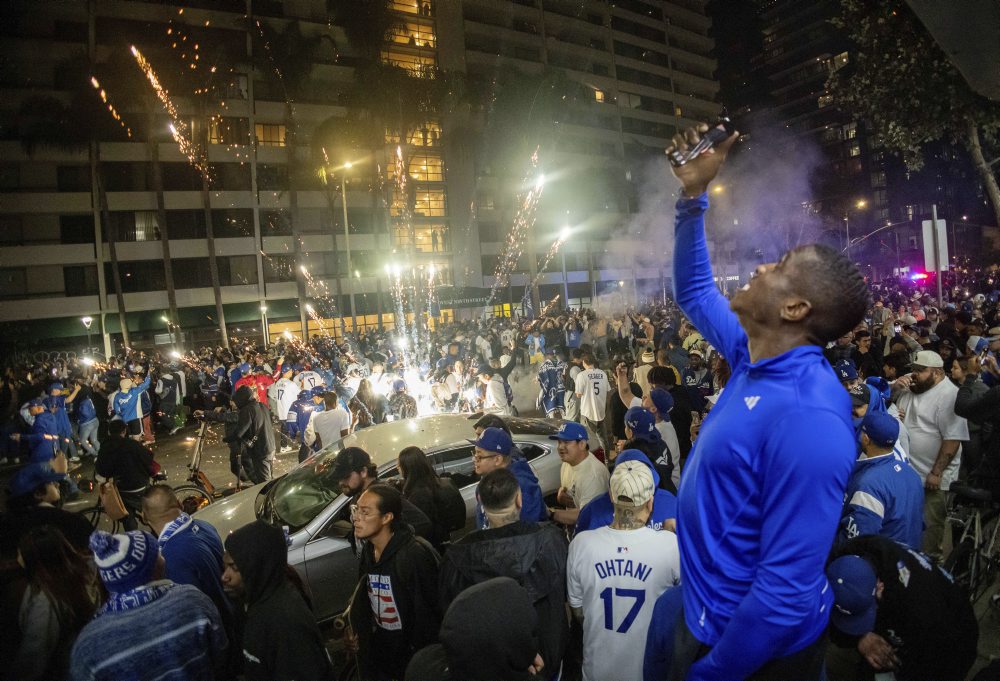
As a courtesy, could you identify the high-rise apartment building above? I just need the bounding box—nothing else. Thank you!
[0,0,718,353]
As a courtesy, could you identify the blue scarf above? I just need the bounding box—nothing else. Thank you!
[158,512,193,545]
[98,580,174,615]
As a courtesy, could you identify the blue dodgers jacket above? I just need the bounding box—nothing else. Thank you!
[838,452,924,550]
[112,374,151,422]
[475,457,548,529]
[673,194,856,680]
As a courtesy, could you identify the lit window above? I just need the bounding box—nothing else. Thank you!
[390,22,437,48]
[390,0,433,16]
[381,50,436,77]
[594,89,605,102]
[392,224,449,252]
[255,123,286,147]
[406,121,441,147]
[817,94,834,108]
[415,188,446,216]
[849,143,861,157]
[209,118,250,145]
[674,105,683,117]
[409,152,444,182]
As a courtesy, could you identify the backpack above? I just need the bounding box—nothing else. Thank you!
[434,477,467,533]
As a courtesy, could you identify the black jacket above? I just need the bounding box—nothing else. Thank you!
[829,536,977,681]
[228,386,275,461]
[226,520,333,681]
[350,525,440,681]
[955,378,1000,491]
[95,436,154,492]
[438,521,568,675]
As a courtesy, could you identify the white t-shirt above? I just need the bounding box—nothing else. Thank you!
[305,406,352,449]
[271,377,299,421]
[500,329,515,348]
[295,371,324,391]
[484,377,510,415]
[655,420,681,488]
[575,368,609,422]
[568,525,681,681]
[560,453,611,509]
[445,373,460,395]
[895,378,968,490]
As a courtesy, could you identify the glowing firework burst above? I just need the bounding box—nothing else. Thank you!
[130,45,209,176]
[89,77,132,138]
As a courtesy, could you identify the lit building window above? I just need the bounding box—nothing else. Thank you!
[409,152,444,182]
[390,22,437,48]
[674,105,683,116]
[390,0,433,16]
[849,143,861,157]
[391,188,447,217]
[209,117,250,145]
[594,89,605,102]
[255,123,286,147]
[381,49,436,77]
[392,224,449,252]
[817,94,834,108]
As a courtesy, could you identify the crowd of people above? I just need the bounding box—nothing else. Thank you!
[2,124,1000,680]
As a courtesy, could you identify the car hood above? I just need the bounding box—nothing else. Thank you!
[193,482,265,538]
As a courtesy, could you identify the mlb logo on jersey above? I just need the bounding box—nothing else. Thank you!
[617,546,629,554]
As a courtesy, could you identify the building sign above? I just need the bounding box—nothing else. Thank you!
[434,286,494,309]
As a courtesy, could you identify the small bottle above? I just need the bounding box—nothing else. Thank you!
[667,117,737,167]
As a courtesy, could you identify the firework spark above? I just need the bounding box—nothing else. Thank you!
[90,76,133,138]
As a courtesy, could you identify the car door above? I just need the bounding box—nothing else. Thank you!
[430,444,478,535]
[301,497,358,623]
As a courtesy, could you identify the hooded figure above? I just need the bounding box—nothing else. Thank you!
[226,386,275,483]
[406,577,540,681]
[225,521,333,681]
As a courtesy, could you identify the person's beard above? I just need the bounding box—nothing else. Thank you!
[910,376,936,394]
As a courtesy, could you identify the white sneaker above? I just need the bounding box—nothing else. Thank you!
[280,445,294,454]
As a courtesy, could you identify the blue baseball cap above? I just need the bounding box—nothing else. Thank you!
[8,462,64,499]
[865,377,891,406]
[548,421,589,442]
[649,388,674,417]
[48,382,64,393]
[469,427,513,456]
[291,364,304,372]
[391,378,406,393]
[827,554,878,636]
[297,389,311,400]
[624,407,659,443]
[616,449,660,488]
[833,359,858,382]
[27,397,45,408]
[861,411,900,448]
[310,386,326,398]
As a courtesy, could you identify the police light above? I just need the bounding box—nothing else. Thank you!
[910,272,928,281]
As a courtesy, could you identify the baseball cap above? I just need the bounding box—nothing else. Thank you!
[641,350,655,364]
[615,449,660,488]
[309,386,327,397]
[968,336,989,355]
[297,389,311,400]
[688,349,704,358]
[7,462,64,499]
[848,382,871,408]
[609,460,655,508]
[48,382,64,393]
[27,397,45,408]
[391,378,406,393]
[912,350,944,368]
[624,407,659,443]
[548,421,589,442]
[649,388,674,416]
[901,315,918,326]
[469,427,513,456]
[861,411,899,448]
[330,447,372,481]
[827,554,878,636]
[865,377,891,406]
[833,359,858,382]
[957,310,973,325]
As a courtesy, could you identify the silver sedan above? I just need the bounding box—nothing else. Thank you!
[195,413,581,622]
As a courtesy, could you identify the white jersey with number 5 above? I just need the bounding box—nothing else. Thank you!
[575,368,609,421]
[271,377,299,421]
[568,525,680,681]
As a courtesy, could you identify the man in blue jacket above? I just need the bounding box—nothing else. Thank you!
[470,427,547,528]
[113,372,152,440]
[837,410,924,549]
[667,123,867,680]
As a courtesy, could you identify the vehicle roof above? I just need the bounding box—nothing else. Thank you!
[330,414,562,468]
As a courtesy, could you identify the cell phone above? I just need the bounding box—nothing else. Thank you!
[893,324,901,334]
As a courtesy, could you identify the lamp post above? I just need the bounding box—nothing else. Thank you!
[844,199,867,262]
[161,315,176,347]
[341,162,358,335]
[260,304,269,348]
[81,316,93,352]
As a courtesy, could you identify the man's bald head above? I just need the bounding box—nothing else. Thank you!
[141,484,183,534]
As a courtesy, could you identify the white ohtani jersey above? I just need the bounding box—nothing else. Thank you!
[294,371,324,391]
[271,378,299,421]
[568,525,680,681]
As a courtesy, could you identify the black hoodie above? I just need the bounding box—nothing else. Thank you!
[349,524,440,681]
[225,520,333,681]
[228,386,275,462]
[405,577,538,681]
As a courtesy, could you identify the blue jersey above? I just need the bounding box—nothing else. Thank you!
[838,452,924,550]
[672,193,856,679]
[113,375,151,422]
[575,489,677,534]
[537,359,567,416]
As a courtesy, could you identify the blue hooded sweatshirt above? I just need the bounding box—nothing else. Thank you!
[112,374,151,422]
[672,193,856,680]
[475,456,548,528]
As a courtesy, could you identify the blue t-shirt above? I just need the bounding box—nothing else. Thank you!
[575,489,677,534]
[672,193,856,680]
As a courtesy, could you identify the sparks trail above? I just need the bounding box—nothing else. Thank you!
[89,77,133,138]
[525,228,570,291]
[130,45,210,177]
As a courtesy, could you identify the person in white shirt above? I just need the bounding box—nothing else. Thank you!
[305,393,352,450]
[567,460,681,681]
[445,362,463,410]
[295,368,324,391]
[564,350,583,422]
[574,353,609,452]
[479,368,511,416]
[548,421,610,527]
[892,350,969,559]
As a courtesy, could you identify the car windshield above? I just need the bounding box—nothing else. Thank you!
[269,442,348,531]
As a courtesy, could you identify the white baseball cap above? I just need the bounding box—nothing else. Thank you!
[912,350,944,369]
[610,461,655,507]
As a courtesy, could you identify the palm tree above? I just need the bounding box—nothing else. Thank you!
[15,77,132,349]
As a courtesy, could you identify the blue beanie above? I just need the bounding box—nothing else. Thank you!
[90,530,160,593]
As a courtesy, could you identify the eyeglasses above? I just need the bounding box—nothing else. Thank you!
[473,453,501,462]
[350,504,379,520]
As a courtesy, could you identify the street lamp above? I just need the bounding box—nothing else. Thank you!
[844,198,868,262]
[81,316,93,351]
[260,304,269,348]
[161,315,177,347]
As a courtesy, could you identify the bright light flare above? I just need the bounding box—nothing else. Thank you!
[81,357,95,366]
[559,226,571,242]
